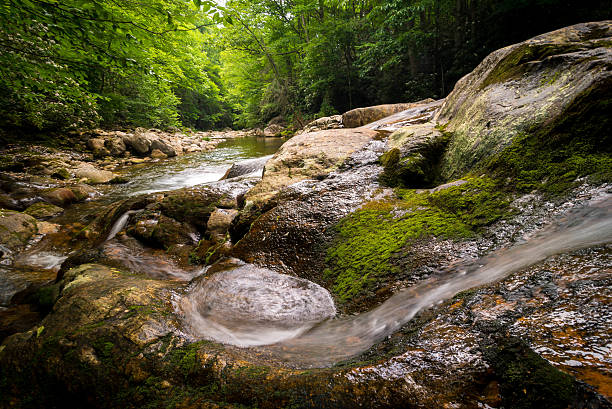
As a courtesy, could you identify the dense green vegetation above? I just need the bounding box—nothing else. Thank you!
[0,0,231,131]
[1,0,610,131]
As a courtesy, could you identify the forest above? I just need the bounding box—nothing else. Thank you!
[1,0,610,132]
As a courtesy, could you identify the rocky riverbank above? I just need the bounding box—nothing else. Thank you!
[0,21,611,408]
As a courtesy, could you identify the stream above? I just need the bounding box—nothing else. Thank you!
[2,134,611,370]
[0,136,285,312]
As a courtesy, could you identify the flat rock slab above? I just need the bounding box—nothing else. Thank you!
[246,128,379,205]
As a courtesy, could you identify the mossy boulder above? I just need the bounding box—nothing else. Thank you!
[24,202,64,220]
[378,122,449,188]
[0,209,37,251]
[437,21,612,179]
[50,167,71,180]
[69,184,98,201]
[126,209,199,250]
[158,187,225,231]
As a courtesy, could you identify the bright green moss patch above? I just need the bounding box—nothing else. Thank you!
[324,176,511,303]
[486,130,611,195]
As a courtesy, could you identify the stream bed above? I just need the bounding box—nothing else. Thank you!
[0,136,286,323]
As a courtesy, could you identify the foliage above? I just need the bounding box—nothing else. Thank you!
[0,0,230,131]
[1,0,610,130]
[218,0,611,127]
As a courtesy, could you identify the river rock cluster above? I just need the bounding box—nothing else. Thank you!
[0,21,611,408]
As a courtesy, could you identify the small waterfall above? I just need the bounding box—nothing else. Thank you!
[106,210,142,241]
[179,195,612,367]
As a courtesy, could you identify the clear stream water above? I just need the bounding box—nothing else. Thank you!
[0,137,286,307]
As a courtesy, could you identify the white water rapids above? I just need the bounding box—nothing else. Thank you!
[179,195,612,367]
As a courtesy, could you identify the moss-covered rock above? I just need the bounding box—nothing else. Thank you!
[378,123,450,188]
[24,202,64,220]
[126,209,199,250]
[484,337,576,409]
[0,209,38,251]
[438,21,612,179]
[323,176,511,306]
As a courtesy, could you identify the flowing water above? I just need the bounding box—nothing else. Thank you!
[0,136,286,308]
[3,133,612,371]
[179,194,612,368]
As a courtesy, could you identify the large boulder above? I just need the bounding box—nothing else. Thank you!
[221,155,270,180]
[363,99,444,133]
[245,128,379,205]
[342,99,434,128]
[87,138,110,157]
[378,122,449,188]
[104,138,127,157]
[123,131,152,155]
[437,21,612,179]
[126,210,199,249]
[296,115,343,135]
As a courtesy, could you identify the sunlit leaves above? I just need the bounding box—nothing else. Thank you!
[0,0,230,130]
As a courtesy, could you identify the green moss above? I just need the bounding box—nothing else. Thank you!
[379,130,450,188]
[484,337,576,409]
[489,132,612,194]
[480,43,583,89]
[379,148,432,187]
[324,176,511,303]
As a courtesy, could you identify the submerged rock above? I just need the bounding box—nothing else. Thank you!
[41,187,76,207]
[24,202,64,220]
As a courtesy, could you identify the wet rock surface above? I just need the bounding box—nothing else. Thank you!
[342,99,435,128]
[0,22,611,409]
[245,128,379,205]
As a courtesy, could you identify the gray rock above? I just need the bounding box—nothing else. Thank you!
[207,208,239,241]
[0,209,38,251]
[74,164,117,184]
[150,139,176,157]
[105,138,127,157]
[437,21,612,178]
[123,132,152,155]
[263,124,285,137]
[342,99,434,128]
